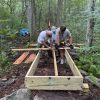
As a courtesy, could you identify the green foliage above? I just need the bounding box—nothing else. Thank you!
[7,33,17,39]
[0,52,10,75]
[76,46,100,77]
[0,29,9,35]
[89,74,100,88]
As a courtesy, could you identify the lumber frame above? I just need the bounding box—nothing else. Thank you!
[25,48,88,91]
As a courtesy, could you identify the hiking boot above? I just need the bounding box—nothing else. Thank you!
[60,59,64,64]
[57,59,60,63]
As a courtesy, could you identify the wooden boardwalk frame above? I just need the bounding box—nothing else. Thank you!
[25,49,89,91]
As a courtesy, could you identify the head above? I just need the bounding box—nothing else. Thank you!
[51,26,56,34]
[60,26,66,33]
[51,26,56,31]
[46,31,52,38]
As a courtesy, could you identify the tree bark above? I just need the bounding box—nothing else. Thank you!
[56,0,63,26]
[30,0,36,41]
[86,0,96,47]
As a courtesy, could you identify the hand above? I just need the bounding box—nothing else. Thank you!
[48,47,51,49]
[51,46,55,50]
[69,44,74,49]
[55,44,60,49]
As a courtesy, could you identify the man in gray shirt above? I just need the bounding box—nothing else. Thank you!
[56,26,73,64]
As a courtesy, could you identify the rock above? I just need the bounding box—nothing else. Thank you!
[0,78,16,87]
[1,78,7,82]
[34,91,76,100]
[85,76,100,88]
[79,69,88,76]
[0,89,32,100]
[20,84,25,88]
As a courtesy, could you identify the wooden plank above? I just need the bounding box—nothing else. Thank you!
[26,52,40,76]
[30,43,37,47]
[13,52,29,64]
[12,48,51,51]
[25,76,83,90]
[24,53,36,63]
[82,83,89,93]
[65,49,82,77]
[12,47,80,51]
[52,50,58,76]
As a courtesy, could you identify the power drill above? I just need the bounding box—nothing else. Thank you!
[60,40,65,47]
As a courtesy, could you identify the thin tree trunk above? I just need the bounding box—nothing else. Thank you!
[56,0,63,26]
[26,1,31,34]
[30,0,36,41]
[86,0,96,47]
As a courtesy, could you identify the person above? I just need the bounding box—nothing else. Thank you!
[51,26,57,45]
[56,26,73,64]
[37,30,53,58]
[37,30,52,48]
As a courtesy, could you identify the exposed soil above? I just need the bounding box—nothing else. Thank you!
[34,58,73,76]
[0,63,30,98]
[58,63,73,76]
[34,58,55,76]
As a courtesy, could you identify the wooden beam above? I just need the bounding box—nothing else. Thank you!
[24,53,36,63]
[13,52,29,64]
[30,43,37,46]
[12,47,80,51]
[65,49,82,77]
[25,76,83,90]
[26,52,40,76]
[12,48,51,51]
[52,50,58,76]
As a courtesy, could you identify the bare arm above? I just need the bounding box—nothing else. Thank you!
[42,41,50,48]
[69,36,72,45]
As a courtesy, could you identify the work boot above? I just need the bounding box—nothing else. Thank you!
[60,59,64,64]
[57,58,60,63]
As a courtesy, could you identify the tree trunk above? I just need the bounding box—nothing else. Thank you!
[86,0,96,47]
[30,0,36,41]
[26,1,31,34]
[56,0,63,26]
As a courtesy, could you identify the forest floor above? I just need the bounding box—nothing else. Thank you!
[0,37,100,99]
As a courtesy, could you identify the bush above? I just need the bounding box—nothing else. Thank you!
[0,52,10,75]
[75,47,100,77]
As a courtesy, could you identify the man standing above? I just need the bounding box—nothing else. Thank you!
[56,26,73,64]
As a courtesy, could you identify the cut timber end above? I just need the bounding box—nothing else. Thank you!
[82,83,89,93]
[24,54,36,63]
[13,52,29,64]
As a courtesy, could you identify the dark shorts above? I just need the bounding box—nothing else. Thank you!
[37,43,43,48]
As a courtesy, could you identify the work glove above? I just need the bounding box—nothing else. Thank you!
[55,44,60,50]
[69,44,74,49]
[60,42,65,46]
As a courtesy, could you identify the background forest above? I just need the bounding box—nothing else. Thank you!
[0,0,100,83]
[0,0,100,44]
